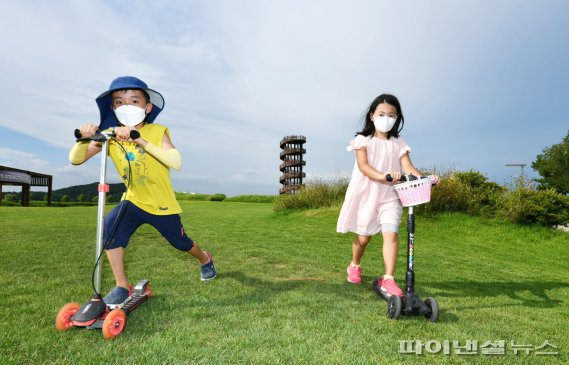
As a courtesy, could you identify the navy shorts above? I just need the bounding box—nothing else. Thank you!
[104,200,194,251]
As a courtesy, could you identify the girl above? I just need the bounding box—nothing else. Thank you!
[336,94,438,297]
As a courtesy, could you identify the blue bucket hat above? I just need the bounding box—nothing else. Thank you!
[96,76,165,130]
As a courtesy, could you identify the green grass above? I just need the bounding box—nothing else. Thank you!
[0,202,568,364]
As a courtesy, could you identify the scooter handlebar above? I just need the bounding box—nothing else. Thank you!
[386,173,413,182]
[74,129,140,142]
[386,173,436,185]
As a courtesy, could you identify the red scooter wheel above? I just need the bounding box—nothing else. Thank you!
[102,309,127,339]
[55,302,81,331]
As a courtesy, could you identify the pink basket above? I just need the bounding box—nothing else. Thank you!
[393,178,432,207]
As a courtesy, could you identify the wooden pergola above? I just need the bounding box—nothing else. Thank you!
[0,165,53,206]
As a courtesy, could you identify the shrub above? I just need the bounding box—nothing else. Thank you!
[271,170,569,227]
[225,195,276,203]
[420,170,505,217]
[175,193,213,201]
[209,194,227,202]
[420,177,470,216]
[496,188,569,226]
[273,179,348,211]
[457,171,505,216]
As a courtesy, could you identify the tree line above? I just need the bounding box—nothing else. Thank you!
[2,182,126,203]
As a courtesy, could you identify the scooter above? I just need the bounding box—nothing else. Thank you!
[55,129,152,339]
[372,174,439,322]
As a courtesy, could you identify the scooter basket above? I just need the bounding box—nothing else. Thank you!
[394,178,432,207]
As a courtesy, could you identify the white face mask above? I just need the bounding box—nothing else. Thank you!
[373,116,396,133]
[114,105,147,127]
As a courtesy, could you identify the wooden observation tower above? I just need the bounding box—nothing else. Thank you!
[279,135,306,194]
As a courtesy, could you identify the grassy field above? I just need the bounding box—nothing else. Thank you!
[0,201,568,364]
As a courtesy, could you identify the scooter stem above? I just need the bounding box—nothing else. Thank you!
[406,206,415,293]
[94,139,109,294]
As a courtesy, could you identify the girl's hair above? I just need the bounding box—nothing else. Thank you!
[356,93,404,139]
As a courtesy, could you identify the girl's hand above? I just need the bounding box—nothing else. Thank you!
[384,171,401,182]
[429,175,440,185]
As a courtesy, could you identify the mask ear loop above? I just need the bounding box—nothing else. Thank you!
[144,102,153,116]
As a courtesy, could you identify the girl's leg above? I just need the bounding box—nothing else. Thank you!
[381,231,399,276]
[347,235,371,284]
[379,231,403,297]
[351,235,372,266]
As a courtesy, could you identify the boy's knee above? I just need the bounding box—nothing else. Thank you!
[171,237,194,252]
[105,239,127,250]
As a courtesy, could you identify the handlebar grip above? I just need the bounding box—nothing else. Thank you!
[386,174,421,183]
[130,130,140,140]
[386,174,408,182]
[74,128,104,142]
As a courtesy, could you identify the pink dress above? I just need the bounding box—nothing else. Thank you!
[336,134,411,236]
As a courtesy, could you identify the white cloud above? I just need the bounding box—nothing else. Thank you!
[0,148,49,171]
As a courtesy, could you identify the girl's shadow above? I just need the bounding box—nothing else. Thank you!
[426,280,568,309]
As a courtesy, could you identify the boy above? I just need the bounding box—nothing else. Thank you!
[69,76,215,320]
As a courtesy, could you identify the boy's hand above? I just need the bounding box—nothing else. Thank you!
[114,126,145,146]
[114,126,136,142]
[77,124,98,139]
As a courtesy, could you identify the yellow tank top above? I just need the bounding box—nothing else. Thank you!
[108,124,182,215]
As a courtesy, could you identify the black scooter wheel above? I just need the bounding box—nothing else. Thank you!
[424,297,439,322]
[387,295,402,320]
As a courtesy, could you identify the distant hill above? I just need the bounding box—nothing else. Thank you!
[28,182,126,202]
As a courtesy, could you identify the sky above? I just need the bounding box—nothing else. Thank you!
[0,1,568,196]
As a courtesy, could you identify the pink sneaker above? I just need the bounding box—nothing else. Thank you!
[346,264,362,284]
[379,277,403,297]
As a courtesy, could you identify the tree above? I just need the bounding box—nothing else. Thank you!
[6,193,18,202]
[532,130,569,195]
[77,194,86,203]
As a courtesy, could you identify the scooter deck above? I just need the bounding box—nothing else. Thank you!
[372,278,391,301]
[85,280,151,330]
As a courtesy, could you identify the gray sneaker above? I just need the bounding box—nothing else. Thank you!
[200,251,216,281]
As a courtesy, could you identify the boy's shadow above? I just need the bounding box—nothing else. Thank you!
[210,271,367,308]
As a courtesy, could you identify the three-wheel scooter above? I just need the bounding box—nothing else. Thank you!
[55,129,152,339]
[372,174,439,322]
